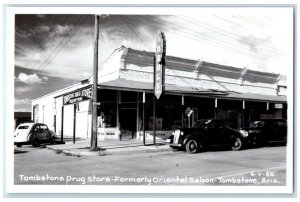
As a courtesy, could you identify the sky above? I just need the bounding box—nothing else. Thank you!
[14,9,293,112]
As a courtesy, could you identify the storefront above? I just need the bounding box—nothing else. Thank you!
[31,46,287,141]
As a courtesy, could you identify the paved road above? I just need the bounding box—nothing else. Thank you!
[14,145,286,186]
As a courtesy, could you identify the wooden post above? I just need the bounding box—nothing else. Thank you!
[153,56,156,146]
[267,102,270,118]
[91,15,99,150]
[181,95,184,128]
[136,92,139,139]
[242,100,245,127]
[214,98,218,118]
[117,91,120,131]
[143,91,146,146]
[153,95,156,146]
[73,104,76,144]
[61,106,64,142]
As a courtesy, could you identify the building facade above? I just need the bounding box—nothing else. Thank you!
[32,46,287,141]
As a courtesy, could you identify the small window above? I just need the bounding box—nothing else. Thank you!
[40,125,48,131]
[18,126,29,130]
[33,125,40,131]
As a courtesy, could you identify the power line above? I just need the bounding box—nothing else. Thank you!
[133,16,278,60]
[128,16,269,61]
[36,15,88,72]
[25,15,89,84]
[25,15,71,71]
[179,15,284,55]
[122,16,208,94]
[120,15,154,51]
[142,16,276,58]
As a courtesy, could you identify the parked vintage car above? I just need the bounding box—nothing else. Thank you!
[14,123,57,147]
[166,118,247,154]
[239,119,287,147]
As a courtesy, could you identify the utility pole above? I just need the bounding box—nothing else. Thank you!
[91,15,99,150]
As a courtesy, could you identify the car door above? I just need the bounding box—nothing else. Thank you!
[207,120,224,145]
[214,120,231,145]
[31,125,41,141]
[39,124,50,141]
[275,120,287,141]
[264,120,278,141]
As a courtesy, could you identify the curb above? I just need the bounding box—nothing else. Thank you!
[47,145,171,157]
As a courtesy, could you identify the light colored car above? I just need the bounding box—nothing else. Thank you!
[14,123,57,147]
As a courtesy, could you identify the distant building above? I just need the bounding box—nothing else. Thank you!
[32,46,287,140]
[14,112,32,129]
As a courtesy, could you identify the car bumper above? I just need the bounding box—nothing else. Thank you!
[14,141,28,145]
[169,143,182,148]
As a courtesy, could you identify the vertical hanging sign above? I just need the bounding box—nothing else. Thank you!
[154,32,166,99]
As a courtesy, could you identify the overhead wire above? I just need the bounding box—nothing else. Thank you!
[25,15,71,71]
[138,16,275,58]
[127,16,268,62]
[24,15,89,84]
[132,16,278,60]
[119,15,154,51]
[36,15,88,72]
[123,16,208,93]
[179,15,284,55]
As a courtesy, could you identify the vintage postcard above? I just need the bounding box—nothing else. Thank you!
[2,2,296,198]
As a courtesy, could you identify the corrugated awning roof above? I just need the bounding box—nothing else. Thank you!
[99,79,286,102]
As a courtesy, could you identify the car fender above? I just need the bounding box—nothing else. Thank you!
[168,135,174,143]
[230,133,245,143]
[27,133,33,142]
[183,135,194,146]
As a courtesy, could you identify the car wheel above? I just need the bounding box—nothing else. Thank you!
[185,139,198,154]
[232,137,243,151]
[32,139,40,147]
[16,143,22,148]
[50,137,56,145]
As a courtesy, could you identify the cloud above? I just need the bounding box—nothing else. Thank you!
[16,72,45,84]
[14,98,31,105]
[14,98,32,112]
[38,25,50,33]
[238,34,271,53]
[15,86,32,93]
[42,76,49,81]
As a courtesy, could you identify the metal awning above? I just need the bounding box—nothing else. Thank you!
[99,79,286,102]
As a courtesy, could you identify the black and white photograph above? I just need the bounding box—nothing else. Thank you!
[1,2,297,198]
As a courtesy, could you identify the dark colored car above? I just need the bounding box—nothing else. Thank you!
[239,119,287,147]
[167,119,247,154]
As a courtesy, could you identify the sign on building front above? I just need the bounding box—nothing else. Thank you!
[63,88,92,105]
[185,107,193,117]
[154,32,166,99]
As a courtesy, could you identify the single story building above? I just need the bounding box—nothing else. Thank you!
[32,45,287,141]
[14,112,32,129]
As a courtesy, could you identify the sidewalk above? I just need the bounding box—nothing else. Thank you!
[47,138,170,157]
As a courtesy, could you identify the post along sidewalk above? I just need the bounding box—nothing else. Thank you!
[47,138,170,157]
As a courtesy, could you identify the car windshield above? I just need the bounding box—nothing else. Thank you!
[250,121,265,127]
[194,119,212,127]
[17,126,29,129]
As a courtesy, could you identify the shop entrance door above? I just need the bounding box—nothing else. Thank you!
[119,103,137,138]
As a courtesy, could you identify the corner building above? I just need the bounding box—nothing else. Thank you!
[32,46,287,141]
